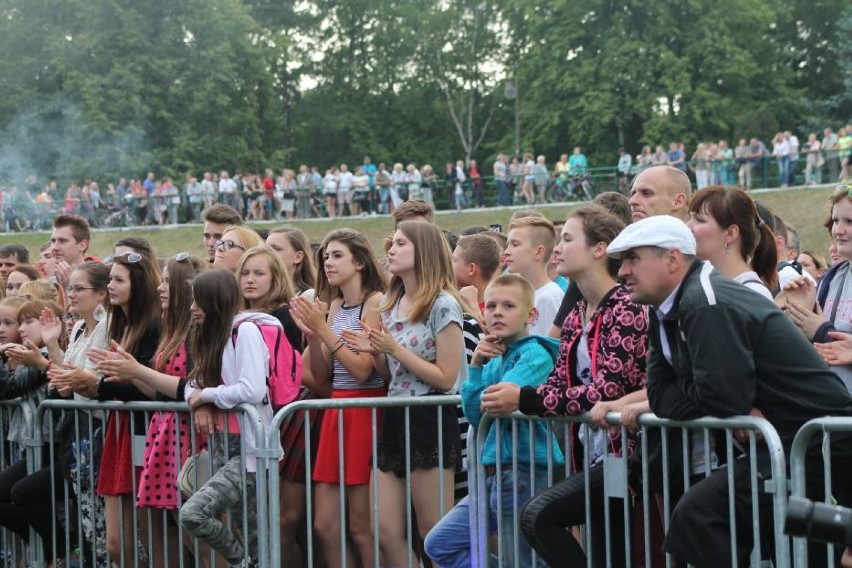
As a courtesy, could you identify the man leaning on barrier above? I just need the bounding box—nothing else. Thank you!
[608,215,852,567]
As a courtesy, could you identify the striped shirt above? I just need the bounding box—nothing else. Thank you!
[331,303,384,390]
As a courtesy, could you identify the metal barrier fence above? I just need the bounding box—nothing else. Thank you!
[475,411,790,568]
[29,399,268,568]
[0,397,38,568]
[262,395,463,568]
[789,417,852,568]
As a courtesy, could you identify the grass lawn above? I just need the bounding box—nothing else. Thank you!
[0,186,837,261]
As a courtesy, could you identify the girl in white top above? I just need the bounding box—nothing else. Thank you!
[686,185,777,300]
[181,269,283,567]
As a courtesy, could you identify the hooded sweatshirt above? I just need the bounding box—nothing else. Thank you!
[185,311,283,472]
[462,335,564,467]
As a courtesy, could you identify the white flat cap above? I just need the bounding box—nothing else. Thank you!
[607,215,697,256]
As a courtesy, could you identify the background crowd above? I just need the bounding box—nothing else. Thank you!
[0,124,849,232]
[0,165,850,566]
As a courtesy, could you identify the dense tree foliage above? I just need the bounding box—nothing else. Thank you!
[0,0,847,183]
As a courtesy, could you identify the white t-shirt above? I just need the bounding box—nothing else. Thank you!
[218,178,237,194]
[733,271,773,301]
[337,171,354,190]
[531,281,564,336]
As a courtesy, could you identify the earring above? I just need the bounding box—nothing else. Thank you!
[93,304,107,322]
[724,241,730,254]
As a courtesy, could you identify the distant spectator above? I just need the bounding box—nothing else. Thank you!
[823,127,840,182]
[666,141,686,172]
[804,133,823,185]
[616,148,632,192]
[532,155,549,204]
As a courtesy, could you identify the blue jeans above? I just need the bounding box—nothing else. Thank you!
[496,180,509,206]
[777,156,789,186]
[425,467,550,568]
[378,187,390,213]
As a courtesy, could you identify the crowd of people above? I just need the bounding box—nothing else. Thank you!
[0,124,849,233]
[0,167,850,566]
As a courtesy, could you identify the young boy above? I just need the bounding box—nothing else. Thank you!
[424,274,563,568]
[504,216,564,336]
[452,234,503,310]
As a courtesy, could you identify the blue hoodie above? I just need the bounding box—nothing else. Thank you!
[461,335,564,467]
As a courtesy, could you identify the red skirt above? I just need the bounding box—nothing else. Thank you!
[313,388,385,486]
[97,412,138,496]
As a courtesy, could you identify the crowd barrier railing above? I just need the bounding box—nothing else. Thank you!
[262,395,463,568]
[474,411,790,568]
[0,397,39,568]
[788,416,852,568]
[29,399,268,568]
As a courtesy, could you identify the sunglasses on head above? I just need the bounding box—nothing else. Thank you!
[833,184,852,198]
[173,252,190,262]
[104,252,143,265]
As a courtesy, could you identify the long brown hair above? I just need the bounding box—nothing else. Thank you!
[187,269,241,389]
[314,229,385,304]
[380,221,461,323]
[690,185,778,289]
[107,254,161,356]
[269,227,317,294]
[157,255,206,373]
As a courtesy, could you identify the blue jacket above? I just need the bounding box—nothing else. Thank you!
[461,335,564,467]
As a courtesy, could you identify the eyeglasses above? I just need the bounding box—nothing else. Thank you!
[104,252,143,265]
[214,240,245,252]
[173,252,190,262]
[66,286,95,295]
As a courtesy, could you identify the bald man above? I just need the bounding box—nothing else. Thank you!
[628,165,692,222]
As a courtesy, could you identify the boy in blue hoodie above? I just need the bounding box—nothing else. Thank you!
[425,274,563,568]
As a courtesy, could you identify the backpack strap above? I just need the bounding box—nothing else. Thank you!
[232,320,271,406]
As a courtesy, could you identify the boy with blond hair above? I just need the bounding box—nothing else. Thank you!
[424,274,563,568]
[504,216,564,335]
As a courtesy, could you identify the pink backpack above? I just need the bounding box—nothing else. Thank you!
[232,321,303,411]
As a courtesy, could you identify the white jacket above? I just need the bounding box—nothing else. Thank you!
[186,311,283,472]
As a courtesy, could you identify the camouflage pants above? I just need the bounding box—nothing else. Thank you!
[180,454,257,566]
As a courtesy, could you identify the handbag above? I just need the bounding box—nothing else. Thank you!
[177,449,212,498]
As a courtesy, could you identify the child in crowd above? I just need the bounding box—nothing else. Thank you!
[483,205,648,567]
[452,233,503,317]
[180,269,284,567]
[504,216,564,336]
[425,274,563,568]
[0,299,68,565]
[289,229,386,568]
[344,221,465,567]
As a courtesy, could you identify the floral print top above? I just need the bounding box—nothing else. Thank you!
[382,291,466,397]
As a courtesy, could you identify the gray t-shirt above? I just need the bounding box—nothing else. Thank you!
[823,263,852,393]
[382,291,466,397]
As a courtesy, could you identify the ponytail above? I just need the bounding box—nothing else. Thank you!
[751,221,778,290]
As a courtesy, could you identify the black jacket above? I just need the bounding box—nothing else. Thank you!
[647,260,852,456]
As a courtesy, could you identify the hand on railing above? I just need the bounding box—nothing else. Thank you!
[480,383,520,417]
[193,403,217,436]
[734,408,765,443]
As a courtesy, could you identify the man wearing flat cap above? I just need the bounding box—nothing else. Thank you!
[608,216,852,567]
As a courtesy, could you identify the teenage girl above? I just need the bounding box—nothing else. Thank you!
[266,227,317,299]
[54,252,161,564]
[289,228,386,568]
[0,299,67,563]
[180,269,284,566]
[212,225,264,273]
[237,245,318,568]
[344,221,465,566]
[93,253,207,566]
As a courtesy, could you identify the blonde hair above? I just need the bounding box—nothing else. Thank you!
[237,246,295,312]
[485,274,535,311]
[507,216,557,258]
[19,280,63,307]
[380,221,461,323]
[222,225,264,251]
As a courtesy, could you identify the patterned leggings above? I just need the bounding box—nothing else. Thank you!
[180,454,257,565]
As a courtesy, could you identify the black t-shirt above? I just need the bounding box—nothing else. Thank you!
[552,280,584,331]
[270,306,304,353]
